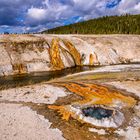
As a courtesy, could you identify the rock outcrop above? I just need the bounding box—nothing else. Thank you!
[0,34,140,76]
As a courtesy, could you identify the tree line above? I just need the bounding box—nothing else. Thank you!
[42,14,140,34]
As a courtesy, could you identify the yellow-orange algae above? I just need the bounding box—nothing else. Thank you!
[49,82,136,121]
[89,53,99,66]
[89,54,94,65]
[58,82,136,106]
[50,39,64,70]
[58,44,76,66]
[63,39,81,65]
[49,105,72,121]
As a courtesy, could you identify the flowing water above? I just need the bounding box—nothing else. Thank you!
[0,66,95,90]
[0,64,140,90]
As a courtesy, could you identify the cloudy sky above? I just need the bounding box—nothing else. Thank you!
[0,0,140,33]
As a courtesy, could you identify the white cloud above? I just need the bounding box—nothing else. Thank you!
[1,0,140,33]
[27,7,47,20]
[134,2,140,12]
[117,0,140,14]
[24,0,140,31]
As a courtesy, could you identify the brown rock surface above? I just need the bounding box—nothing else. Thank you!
[0,34,140,76]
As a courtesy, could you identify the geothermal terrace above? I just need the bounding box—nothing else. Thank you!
[0,34,140,140]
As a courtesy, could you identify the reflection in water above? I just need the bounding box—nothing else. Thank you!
[0,66,95,90]
[0,64,140,90]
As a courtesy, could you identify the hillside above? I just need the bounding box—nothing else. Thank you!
[42,14,140,34]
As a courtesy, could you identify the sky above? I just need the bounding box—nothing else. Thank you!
[0,0,140,33]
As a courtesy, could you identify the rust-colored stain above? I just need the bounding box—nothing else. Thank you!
[49,82,136,121]
[89,53,99,65]
[3,37,96,74]
[50,39,64,70]
[13,63,27,74]
[89,54,94,65]
[63,39,81,66]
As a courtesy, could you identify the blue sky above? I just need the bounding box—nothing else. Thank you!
[0,0,140,33]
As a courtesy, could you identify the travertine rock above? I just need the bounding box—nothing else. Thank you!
[0,34,140,76]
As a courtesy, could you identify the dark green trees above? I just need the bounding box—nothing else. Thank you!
[42,14,140,34]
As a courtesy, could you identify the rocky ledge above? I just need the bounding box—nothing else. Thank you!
[0,34,140,76]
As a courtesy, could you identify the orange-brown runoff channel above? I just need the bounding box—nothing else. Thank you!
[49,82,136,121]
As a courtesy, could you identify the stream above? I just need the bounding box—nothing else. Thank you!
[0,64,140,90]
